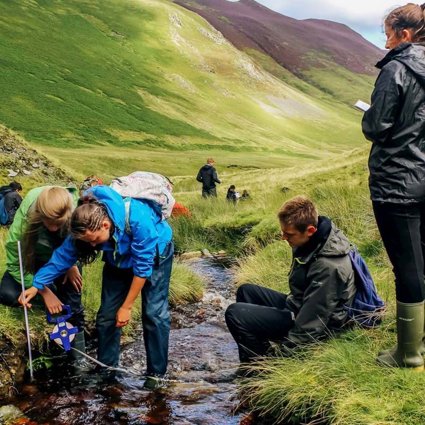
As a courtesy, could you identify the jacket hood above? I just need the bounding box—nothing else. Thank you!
[377,43,425,87]
[298,222,351,263]
[319,223,351,257]
[85,186,126,233]
[201,164,213,170]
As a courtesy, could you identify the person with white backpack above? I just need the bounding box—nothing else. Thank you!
[19,179,174,390]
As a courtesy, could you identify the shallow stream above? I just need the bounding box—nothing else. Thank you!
[4,257,258,425]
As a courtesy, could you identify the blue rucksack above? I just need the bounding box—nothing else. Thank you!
[0,188,10,225]
[345,248,385,328]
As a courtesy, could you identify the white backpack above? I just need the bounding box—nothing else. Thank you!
[110,171,175,220]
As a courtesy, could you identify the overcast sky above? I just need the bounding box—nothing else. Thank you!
[252,1,405,48]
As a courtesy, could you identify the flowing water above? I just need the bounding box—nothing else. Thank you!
[4,257,257,425]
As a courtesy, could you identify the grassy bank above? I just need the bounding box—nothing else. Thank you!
[225,161,425,425]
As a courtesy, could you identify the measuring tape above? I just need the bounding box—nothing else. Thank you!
[46,305,78,352]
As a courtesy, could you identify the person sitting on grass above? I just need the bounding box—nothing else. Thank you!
[226,185,240,204]
[0,186,86,364]
[240,190,250,201]
[225,195,357,364]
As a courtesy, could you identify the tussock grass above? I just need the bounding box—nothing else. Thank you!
[169,261,204,306]
[241,328,425,424]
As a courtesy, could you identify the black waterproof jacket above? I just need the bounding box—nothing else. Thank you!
[196,164,221,190]
[4,191,22,224]
[286,220,356,345]
[362,43,425,203]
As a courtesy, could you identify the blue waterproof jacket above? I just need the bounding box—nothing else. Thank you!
[32,186,172,289]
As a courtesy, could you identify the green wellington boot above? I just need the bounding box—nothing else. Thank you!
[379,302,425,357]
[377,301,424,370]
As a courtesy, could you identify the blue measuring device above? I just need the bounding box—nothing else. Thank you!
[46,305,78,352]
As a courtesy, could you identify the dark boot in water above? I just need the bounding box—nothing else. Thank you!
[70,332,91,373]
[376,301,424,370]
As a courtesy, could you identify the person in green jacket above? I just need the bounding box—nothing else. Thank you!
[0,186,85,358]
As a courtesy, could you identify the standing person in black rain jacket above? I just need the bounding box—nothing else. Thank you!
[196,158,221,198]
[362,3,425,370]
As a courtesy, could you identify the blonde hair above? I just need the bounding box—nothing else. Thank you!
[277,196,318,232]
[23,187,73,272]
[385,3,425,42]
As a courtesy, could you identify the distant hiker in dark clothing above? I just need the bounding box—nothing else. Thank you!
[196,158,221,197]
[362,3,425,370]
[226,185,240,204]
[1,181,23,225]
[225,196,356,363]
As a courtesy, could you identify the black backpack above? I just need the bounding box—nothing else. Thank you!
[0,186,13,225]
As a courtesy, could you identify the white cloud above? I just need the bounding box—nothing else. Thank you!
[256,0,404,47]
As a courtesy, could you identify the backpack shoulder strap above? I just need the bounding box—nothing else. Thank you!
[124,197,131,235]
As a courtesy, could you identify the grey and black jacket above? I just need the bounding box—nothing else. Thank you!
[362,43,425,203]
[196,164,221,190]
[286,219,356,345]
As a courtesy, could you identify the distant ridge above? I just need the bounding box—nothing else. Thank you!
[174,0,383,76]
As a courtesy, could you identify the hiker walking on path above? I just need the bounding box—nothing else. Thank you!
[196,158,221,198]
[225,196,357,363]
[19,185,174,390]
[0,181,23,225]
[0,186,85,360]
[362,3,425,369]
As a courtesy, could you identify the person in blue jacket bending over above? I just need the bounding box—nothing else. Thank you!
[19,186,174,390]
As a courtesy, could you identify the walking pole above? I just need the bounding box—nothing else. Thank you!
[17,240,34,382]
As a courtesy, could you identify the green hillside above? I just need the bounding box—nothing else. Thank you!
[0,0,368,179]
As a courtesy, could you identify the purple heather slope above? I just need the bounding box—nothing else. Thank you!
[174,0,382,76]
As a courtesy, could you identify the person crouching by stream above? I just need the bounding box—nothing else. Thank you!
[19,185,174,391]
[0,186,86,365]
[225,196,357,365]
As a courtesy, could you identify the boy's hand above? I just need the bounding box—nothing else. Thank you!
[63,265,83,293]
[39,287,63,314]
[116,306,131,328]
[18,286,38,308]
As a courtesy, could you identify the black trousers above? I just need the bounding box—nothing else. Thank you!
[202,187,217,198]
[225,283,294,362]
[373,201,425,303]
[0,270,85,330]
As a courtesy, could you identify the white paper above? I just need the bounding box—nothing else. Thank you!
[354,100,370,112]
